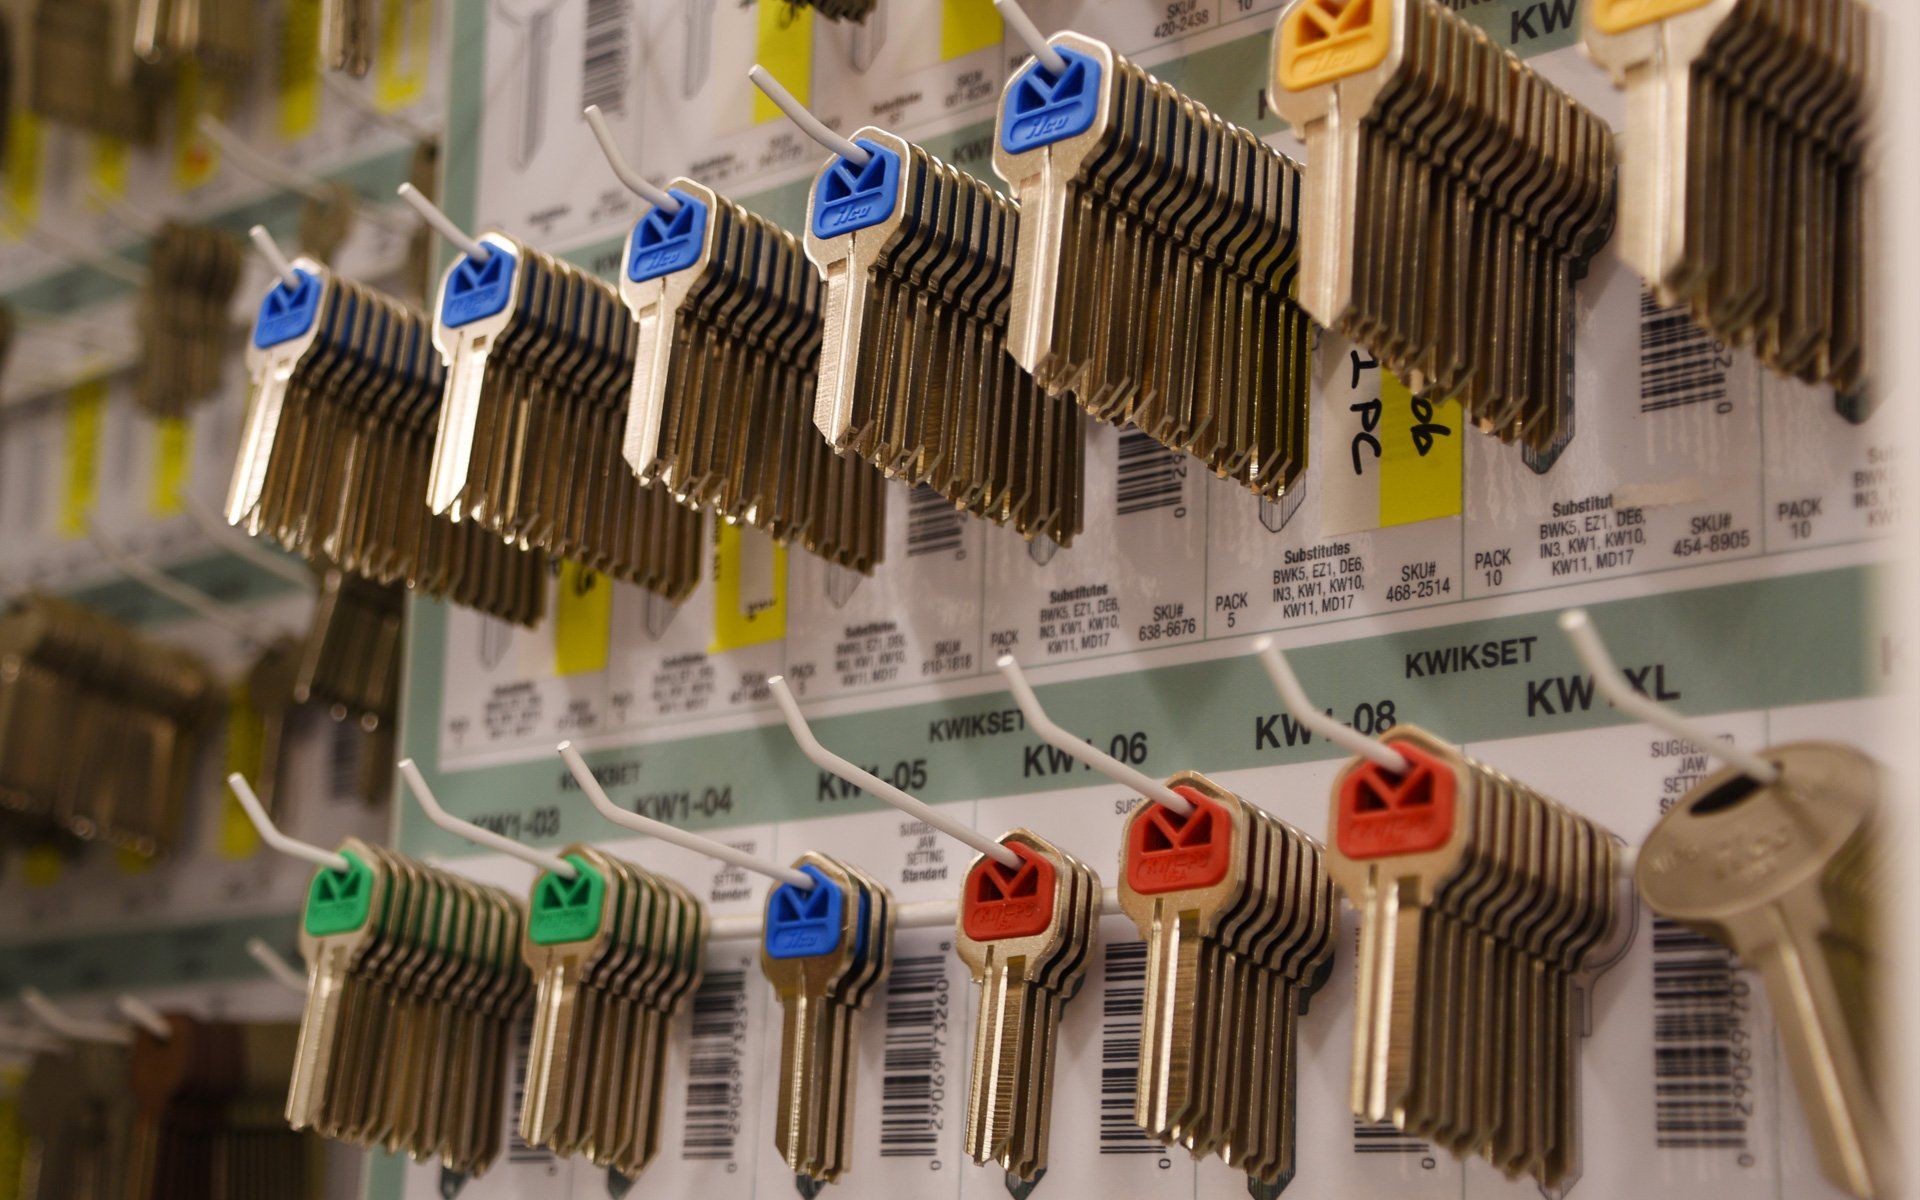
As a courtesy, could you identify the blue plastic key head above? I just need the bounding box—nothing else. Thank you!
[1001,46,1103,154]
[439,241,519,328]
[252,268,323,349]
[764,863,847,959]
[810,139,903,240]
[627,190,710,282]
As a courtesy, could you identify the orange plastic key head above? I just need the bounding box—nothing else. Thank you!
[962,841,1058,940]
[1125,785,1234,894]
[1334,739,1457,859]
[1278,0,1393,91]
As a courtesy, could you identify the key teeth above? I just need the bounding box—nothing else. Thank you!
[794,1172,827,1199]
[1004,1168,1045,1200]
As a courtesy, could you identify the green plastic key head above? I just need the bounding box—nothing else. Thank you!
[529,854,608,945]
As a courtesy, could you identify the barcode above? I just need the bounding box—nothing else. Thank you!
[680,970,748,1162]
[328,721,359,802]
[906,485,964,557]
[1099,940,1158,1155]
[1115,429,1186,516]
[879,953,948,1157]
[1639,290,1731,413]
[506,1013,557,1165]
[580,0,633,115]
[1651,919,1754,1150]
[1353,1117,1430,1155]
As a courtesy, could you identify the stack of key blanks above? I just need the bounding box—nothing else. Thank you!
[1636,742,1888,1199]
[804,128,1084,548]
[620,179,886,572]
[295,570,404,731]
[992,32,1312,501]
[12,1041,136,1199]
[759,851,895,1190]
[287,836,533,1177]
[1117,772,1337,1198]
[427,233,704,601]
[1584,0,1872,398]
[136,221,245,417]
[1326,725,1626,1188]
[227,259,548,625]
[1270,0,1617,468]
[0,594,216,858]
[954,829,1099,1191]
[518,845,708,1179]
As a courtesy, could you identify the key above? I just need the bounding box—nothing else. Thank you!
[1271,0,1616,470]
[1585,0,1870,405]
[1324,725,1626,1187]
[23,0,164,142]
[955,829,1098,1192]
[993,28,1313,501]
[237,636,302,820]
[320,0,372,76]
[1637,741,1887,1199]
[135,222,244,419]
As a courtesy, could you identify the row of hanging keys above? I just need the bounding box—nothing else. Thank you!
[131,0,254,78]
[229,251,549,625]
[135,221,244,418]
[18,0,166,143]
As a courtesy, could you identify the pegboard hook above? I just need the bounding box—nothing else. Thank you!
[396,182,492,262]
[87,521,266,650]
[246,938,307,995]
[398,758,579,877]
[1253,637,1412,773]
[1558,609,1780,784]
[767,676,1021,868]
[225,772,353,872]
[583,105,682,213]
[993,0,1068,74]
[116,995,171,1041]
[996,654,1193,815]
[248,224,302,291]
[19,989,132,1045]
[747,65,872,167]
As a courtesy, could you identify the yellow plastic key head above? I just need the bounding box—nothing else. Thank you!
[1588,0,1715,34]
[1277,0,1393,91]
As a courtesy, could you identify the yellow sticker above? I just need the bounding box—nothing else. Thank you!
[114,848,156,875]
[710,523,787,652]
[753,1,814,125]
[554,562,613,676]
[941,0,1002,60]
[278,0,324,141]
[61,379,106,539]
[172,61,226,190]
[220,682,266,860]
[375,0,434,111]
[149,417,191,517]
[1377,374,1463,528]
[21,846,63,889]
[3,110,43,229]
[90,136,130,202]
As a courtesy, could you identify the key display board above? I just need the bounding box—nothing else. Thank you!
[372,1,1902,1199]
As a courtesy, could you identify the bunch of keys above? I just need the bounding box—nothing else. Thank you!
[21,0,163,143]
[992,26,1312,502]
[1117,772,1336,1198]
[1326,725,1628,1188]
[1584,0,1871,399]
[135,222,244,418]
[519,845,708,1179]
[954,829,1098,1193]
[13,1041,135,1200]
[619,177,886,572]
[287,836,532,1177]
[426,231,704,601]
[0,593,217,859]
[228,256,547,625]
[131,0,253,79]
[1637,742,1888,1199]
[802,125,1084,548]
[759,851,895,1191]
[319,0,372,76]
[1270,0,1617,470]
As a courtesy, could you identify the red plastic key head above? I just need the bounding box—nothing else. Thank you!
[1335,738,1458,859]
[1125,785,1234,894]
[962,840,1058,941]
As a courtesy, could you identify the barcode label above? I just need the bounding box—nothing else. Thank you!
[879,953,948,1158]
[680,970,748,1162]
[580,0,633,115]
[1099,940,1158,1155]
[1116,429,1186,516]
[1639,290,1732,414]
[1651,918,1754,1150]
[1353,1117,1430,1156]
[907,485,964,557]
[506,1012,557,1165]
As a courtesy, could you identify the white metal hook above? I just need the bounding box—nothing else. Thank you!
[747,65,872,167]
[992,0,1068,74]
[1557,609,1781,785]
[995,655,1193,814]
[247,224,301,290]
[19,989,132,1045]
[395,183,492,262]
[245,938,307,995]
[766,676,1021,868]
[87,521,265,648]
[1,201,146,287]
[321,72,435,143]
[198,115,332,205]
[225,772,353,872]
[116,995,171,1040]
[1252,637,1411,773]
[398,758,578,877]
[583,105,682,213]
[84,183,163,238]
[557,741,815,889]
[179,493,315,588]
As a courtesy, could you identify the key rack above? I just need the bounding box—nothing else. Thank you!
[0,2,1914,1200]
